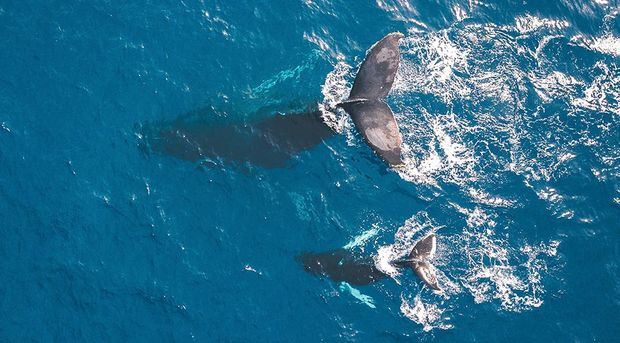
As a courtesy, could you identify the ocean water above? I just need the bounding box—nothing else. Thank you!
[0,0,619,341]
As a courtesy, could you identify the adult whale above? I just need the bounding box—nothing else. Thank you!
[139,33,405,168]
[297,233,441,291]
[139,106,335,168]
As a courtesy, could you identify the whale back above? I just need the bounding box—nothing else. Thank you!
[140,107,335,168]
[297,249,388,285]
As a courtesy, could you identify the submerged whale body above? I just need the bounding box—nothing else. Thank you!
[140,107,335,168]
[139,32,405,168]
[298,234,441,291]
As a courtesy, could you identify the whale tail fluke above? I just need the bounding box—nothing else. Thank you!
[393,234,442,291]
[337,32,405,166]
[337,100,404,166]
[413,261,441,291]
[410,234,441,291]
[347,32,404,101]
[409,233,437,261]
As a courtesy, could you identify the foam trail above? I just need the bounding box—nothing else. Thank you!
[319,61,353,133]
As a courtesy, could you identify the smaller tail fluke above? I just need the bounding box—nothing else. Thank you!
[413,261,441,291]
[409,233,437,261]
[393,233,442,291]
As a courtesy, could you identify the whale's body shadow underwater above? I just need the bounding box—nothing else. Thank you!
[140,107,335,168]
[139,33,442,290]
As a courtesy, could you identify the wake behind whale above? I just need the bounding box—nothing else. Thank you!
[139,33,405,168]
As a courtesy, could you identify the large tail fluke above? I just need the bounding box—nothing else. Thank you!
[338,32,405,166]
[337,100,403,166]
[348,32,404,100]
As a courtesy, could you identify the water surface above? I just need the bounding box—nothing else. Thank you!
[0,0,619,341]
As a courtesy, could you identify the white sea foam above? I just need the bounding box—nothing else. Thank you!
[571,61,620,115]
[468,188,516,208]
[514,14,569,34]
[452,4,468,22]
[452,203,497,229]
[452,208,562,312]
[591,34,620,56]
[400,295,453,331]
[396,110,477,186]
[528,71,581,103]
[393,32,470,100]
[318,61,353,134]
[573,33,620,57]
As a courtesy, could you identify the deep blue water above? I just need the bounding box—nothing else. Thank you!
[1,0,619,341]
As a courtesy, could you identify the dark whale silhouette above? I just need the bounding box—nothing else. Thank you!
[140,107,334,168]
[298,234,441,290]
[139,33,405,168]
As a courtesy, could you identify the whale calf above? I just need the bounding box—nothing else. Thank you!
[298,233,441,291]
[139,33,405,168]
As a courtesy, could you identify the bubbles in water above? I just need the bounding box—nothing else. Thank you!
[339,282,377,309]
[374,212,439,280]
[400,294,453,331]
[318,60,353,134]
[370,207,561,328]
[343,225,380,251]
[451,204,562,312]
[513,14,570,34]
[313,13,617,330]
[571,61,620,115]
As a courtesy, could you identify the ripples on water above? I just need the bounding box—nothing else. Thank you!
[0,0,618,340]
[318,1,618,331]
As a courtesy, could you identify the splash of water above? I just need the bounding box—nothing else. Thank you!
[400,294,453,332]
